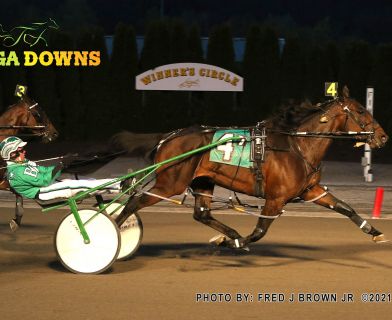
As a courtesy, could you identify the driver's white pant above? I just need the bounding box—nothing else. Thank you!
[38,179,120,200]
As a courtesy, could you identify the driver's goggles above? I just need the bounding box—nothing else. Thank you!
[10,147,25,158]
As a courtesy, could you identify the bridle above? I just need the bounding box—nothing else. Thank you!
[26,101,50,137]
[340,101,375,143]
[0,101,50,138]
[278,98,376,142]
[270,98,378,182]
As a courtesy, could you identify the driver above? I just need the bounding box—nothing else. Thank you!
[0,136,120,202]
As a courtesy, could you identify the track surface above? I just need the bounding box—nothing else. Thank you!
[1,202,392,320]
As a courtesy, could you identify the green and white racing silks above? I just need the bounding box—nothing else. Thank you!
[6,160,61,199]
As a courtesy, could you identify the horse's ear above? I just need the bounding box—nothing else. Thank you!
[342,85,350,99]
[300,99,313,108]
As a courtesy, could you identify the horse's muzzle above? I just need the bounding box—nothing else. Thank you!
[374,134,388,148]
[43,131,59,143]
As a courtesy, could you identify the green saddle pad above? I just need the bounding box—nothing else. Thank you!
[209,129,252,168]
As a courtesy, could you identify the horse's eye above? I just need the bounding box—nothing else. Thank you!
[32,110,42,120]
[357,109,364,114]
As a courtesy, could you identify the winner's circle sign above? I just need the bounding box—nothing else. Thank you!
[136,63,243,92]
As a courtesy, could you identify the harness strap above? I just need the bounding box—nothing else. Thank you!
[303,190,328,203]
[250,122,267,162]
[142,190,183,205]
[290,136,321,176]
[28,103,38,110]
[231,205,283,219]
[141,188,282,219]
[250,122,267,197]
[188,188,281,219]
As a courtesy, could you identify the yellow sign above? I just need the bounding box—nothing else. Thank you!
[0,50,101,67]
[325,82,338,97]
[14,84,27,98]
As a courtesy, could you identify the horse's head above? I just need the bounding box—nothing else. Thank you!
[17,97,59,143]
[327,86,388,149]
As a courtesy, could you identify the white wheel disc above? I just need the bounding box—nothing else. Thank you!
[105,203,143,260]
[55,210,120,274]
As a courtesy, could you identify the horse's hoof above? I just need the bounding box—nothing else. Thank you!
[224,238,249,251]
[209,234,226,246]
[372,234,389,243]
[233,239,249,251]
[9,219,19,232]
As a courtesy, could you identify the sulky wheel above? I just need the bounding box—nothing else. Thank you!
[55,209,120,274]
[104,203,143,260]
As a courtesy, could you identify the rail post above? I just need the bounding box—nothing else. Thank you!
[362,87,374,182]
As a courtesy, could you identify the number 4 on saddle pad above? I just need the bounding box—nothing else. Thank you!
[209,130,252,168]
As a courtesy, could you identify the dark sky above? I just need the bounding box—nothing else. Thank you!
[1,0,392,43]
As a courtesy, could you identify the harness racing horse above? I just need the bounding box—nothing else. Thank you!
[0,96,59,229]
[115,87,389,250]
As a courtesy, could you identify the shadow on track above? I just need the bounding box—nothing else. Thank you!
[113,241,392,273]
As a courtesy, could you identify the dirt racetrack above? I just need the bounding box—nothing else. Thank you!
[1,202,392,320]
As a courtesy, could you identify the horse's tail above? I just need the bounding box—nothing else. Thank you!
[110,131,164,160]
[110,126,214,161]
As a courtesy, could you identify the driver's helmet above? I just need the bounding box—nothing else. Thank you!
[0,136,27,160]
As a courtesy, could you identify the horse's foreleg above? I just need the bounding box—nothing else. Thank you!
[193,191,243,243]
[191,177,244,246]
[115,185,174,226]
[302,185,387,243]
[242,198,285,246]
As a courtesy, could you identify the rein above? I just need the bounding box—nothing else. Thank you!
[269,99,375,141]
[0,125,45,129]
[0,125,47,137]
[0,155,74,171]
[274,130,374,140]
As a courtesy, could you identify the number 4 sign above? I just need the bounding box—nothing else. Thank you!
[325,82,338,97]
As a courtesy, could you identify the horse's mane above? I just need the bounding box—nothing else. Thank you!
[5,96,32,111]
[269,99,332,130]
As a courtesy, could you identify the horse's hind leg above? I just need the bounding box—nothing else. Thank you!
[115,184,177,226]
[303,184,387,243]
[191,178,245,247]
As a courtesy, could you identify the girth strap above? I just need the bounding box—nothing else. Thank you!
[250,121,267,162]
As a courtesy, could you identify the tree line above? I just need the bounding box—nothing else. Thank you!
[0,20,391,140]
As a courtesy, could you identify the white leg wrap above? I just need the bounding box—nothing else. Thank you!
[235,239,240,248]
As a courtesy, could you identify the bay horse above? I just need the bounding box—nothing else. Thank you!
[0,96,59,229]
[115,87,389,249]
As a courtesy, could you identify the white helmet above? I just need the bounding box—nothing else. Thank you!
[0,136,27,160]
